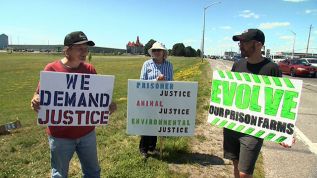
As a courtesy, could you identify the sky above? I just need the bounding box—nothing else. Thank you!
[1,0,316,55]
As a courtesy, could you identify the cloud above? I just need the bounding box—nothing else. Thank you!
[219,26,232,30]
[283,0,307,2]
[259,22,290,29]
[239,10,260,19]
[305,9,317,14]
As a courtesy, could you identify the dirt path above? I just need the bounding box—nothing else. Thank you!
[168,59,233,178]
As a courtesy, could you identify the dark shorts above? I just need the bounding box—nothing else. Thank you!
[223,128,263,175]
[139,136,157,153]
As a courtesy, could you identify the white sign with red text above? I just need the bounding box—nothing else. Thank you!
[127,79,198,136]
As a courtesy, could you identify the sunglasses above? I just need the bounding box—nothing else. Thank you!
[152,49,163,52]
[238,40,254,46]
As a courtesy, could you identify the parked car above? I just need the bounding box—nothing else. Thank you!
[223,55,233,61]
[278,59,316,77]
[301,58,317,67]
[232,54,242,61]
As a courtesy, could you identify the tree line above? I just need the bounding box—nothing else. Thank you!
[144,39,201,57]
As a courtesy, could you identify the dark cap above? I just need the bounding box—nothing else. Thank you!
[64,31,95,47]
[233,29,265,45]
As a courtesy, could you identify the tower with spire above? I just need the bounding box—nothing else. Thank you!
[126,36,144,54]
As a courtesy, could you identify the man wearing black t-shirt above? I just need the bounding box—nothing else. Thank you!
[224,29,287,178]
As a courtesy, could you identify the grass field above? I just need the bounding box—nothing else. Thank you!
[0,53,264,178]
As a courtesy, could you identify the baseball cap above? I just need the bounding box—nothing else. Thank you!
[233,29,265,45]
[64,31,95,46]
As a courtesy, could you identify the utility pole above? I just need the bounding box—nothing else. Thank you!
[290,30,296,59]
[201,8,206,62]
[306,24,313,56]
[17,36,20,51]
[200,2,221,62]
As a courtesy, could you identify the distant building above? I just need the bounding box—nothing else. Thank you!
[224,51,237,60]
[0,34,8,49]
[126,36,144,54]
[271,52,317,59]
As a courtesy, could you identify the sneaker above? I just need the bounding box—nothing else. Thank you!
[148,149,160,155]
[140,152,148,159]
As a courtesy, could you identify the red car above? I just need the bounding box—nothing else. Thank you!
[278,59,316,77]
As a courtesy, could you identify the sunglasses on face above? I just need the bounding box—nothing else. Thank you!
[238,40,262,46]
[152,49,163,52]
[238,40,254,46]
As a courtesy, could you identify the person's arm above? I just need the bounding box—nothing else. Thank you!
[31,92,40,113]
[156,74,165,81]
[167,62,174,81]
[140,62,148,80]
[109,102,117,115]
[280,137,296,148]
[231,62,237,72]
[89,64,97,74]
[30,64,54,113]
[271,64,282,77]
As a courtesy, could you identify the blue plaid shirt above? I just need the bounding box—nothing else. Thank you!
[140,59,173,81]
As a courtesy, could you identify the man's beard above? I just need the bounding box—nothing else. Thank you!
[240,45,255,58]
[241,50,246,58]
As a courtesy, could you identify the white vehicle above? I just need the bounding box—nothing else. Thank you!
[271,55,287,63]
[302,58,317,67]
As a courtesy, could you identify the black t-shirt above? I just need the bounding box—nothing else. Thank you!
[231,58,282,77]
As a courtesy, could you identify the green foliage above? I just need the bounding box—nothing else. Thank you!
[168,49,172,55]
[88,52,92,63]
[196,49,201,57]
[144,39,156,56]
[116,51,123,55]
[171,43,185,56]
[184,46,197,57]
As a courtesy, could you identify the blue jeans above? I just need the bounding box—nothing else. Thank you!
[48,130,100,178]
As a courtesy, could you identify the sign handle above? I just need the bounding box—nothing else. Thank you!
[159,136,164,160]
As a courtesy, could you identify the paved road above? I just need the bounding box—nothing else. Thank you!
[263,73,317,178]
[208,58,317,178]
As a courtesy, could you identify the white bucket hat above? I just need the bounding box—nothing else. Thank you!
[148,42,167,56]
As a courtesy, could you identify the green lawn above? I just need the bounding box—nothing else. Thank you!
[0,53,205,177]
[0,53,264,178]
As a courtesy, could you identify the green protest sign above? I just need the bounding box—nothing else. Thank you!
[207,70,302,145]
